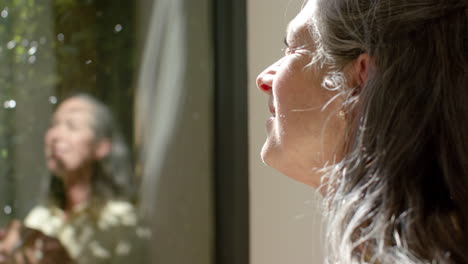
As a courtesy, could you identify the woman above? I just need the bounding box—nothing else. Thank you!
[23,94,149,264]
[257,0,467,263]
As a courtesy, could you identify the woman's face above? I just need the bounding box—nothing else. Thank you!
[256,2,345,188]
[45,97,100,178]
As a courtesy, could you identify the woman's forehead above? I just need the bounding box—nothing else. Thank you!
[298,0,316,22]
[54,98,94,120]
[286,4,315,44]
[57,98,92,112]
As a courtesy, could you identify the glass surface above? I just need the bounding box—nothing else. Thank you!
[0,0,214,263]
[0,0,135,219]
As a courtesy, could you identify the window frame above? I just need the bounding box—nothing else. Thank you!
[213,0,250,263]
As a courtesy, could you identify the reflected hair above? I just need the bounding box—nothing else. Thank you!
[307,0,467,263]
[50,93,134,207]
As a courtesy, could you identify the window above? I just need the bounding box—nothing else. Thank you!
[0,0,248,263]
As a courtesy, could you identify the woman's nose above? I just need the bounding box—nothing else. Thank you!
[46,125,61,142]
[256,60,280,94]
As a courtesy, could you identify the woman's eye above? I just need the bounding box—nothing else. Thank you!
[283,37,293,54]
[66,120,79,131]
[49,120,58,128]
[282,47,295,55]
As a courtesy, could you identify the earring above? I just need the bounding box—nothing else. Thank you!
[338,110,346,120]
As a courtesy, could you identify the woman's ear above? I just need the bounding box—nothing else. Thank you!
[95,138,111,160]
[354,53,371,88]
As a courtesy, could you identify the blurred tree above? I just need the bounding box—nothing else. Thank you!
[54,0,135,143]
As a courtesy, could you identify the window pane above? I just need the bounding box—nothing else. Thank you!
[0,0,214,263]
[0,0,146,263]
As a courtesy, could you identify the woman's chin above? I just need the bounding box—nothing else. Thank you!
[261,143,324,189]
[260,140,287,175]
[47,160,66,177]
[47,160,58,172]
[260,138,275,165]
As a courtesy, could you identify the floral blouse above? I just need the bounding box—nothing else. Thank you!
[24,200,151,264]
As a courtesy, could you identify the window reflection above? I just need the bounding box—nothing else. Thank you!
[0,0,215,263]
[0,0,146,263]
[27,94,149,263]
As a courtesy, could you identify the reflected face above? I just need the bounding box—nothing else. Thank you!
[256,2,345,188]
[45,97,100,177]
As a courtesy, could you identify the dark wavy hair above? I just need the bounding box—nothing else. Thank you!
[307,0,468,263]
[49,93,134,208]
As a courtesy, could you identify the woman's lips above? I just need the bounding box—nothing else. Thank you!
[46,144,68,159]
[268,96,275,117]
[269,104,276,117]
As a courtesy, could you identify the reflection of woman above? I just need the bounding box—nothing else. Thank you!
[24,94,149,264]
[257,0,467,263]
